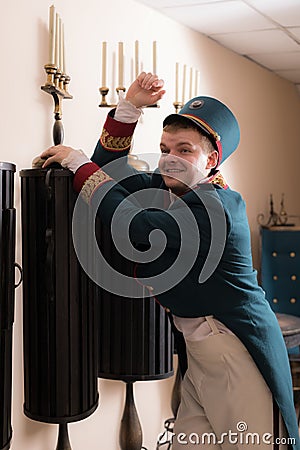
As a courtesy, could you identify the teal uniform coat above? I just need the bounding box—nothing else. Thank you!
[74,110,300,448]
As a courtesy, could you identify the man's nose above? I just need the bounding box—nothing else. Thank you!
[165,152,178,163]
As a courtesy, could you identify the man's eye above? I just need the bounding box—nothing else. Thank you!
[161,149,169,154]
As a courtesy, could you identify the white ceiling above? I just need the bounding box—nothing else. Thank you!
[135,0,300,94]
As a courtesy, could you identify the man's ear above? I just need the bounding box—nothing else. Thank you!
[206,150,219,169]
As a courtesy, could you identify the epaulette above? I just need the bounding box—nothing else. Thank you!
[208,171,228,190]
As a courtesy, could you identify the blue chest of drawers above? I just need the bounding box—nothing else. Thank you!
[261,226,300,316]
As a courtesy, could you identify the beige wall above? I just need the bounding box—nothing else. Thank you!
[1,0,300,449]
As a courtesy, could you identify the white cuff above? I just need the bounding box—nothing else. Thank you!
[114,93,143,123]
[61,149,90,173]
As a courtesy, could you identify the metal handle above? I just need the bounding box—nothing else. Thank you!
[14,262,23,288]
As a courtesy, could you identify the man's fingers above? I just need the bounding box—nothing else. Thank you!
[151,79,164,91]
[40,147,52,159]
[40,145,59,159]
[153,79,164,87]
[40,145,69,168]
[140,73,155,89]
[152,90,166,103]
[42,155,58,168]
[138,72,160,90]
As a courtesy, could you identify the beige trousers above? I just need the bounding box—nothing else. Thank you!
[172,316,288,449]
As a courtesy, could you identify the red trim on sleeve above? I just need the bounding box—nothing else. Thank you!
[103,113,138,138]
[73,162,100,192]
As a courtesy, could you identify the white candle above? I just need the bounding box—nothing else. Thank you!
[189,67,193,99]
[135,40,139,78]
[153,41,157,74]
[60,19,64,73]
[102,41,107,86]
[62,23,66,74]
[48,5,56,65]
[130,57,134,84]
[175,62,179,103]
[182,64,186,104]
[54,13,60,69]
[118,41,124,87]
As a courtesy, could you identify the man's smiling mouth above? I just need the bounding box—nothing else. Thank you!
[163,168,185,173]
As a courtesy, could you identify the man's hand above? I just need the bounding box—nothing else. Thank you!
[40,145,74,168]
[125,72,165,108]
[40,145,90,172]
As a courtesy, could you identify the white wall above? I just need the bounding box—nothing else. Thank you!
[1,0,300,449]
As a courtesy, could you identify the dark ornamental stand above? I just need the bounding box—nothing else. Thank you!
[0,162,22,450]
[96,219,174,450]
[19,168,99,450]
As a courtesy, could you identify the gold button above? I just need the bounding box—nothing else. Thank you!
[273,298,278,304]
[290,252,296,258]
[290,298,297,304]
[272,252,277,257]
[291,275,297,281]
[273,275,278,281]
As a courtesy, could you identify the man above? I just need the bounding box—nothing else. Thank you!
[41,72,299,449]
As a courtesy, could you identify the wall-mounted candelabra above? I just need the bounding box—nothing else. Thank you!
[41,5,72,145]
[99,40,158,108]
[173,62,200,113]
[41,65,72,145]
[257,193,293,227]
[98,43,200,113]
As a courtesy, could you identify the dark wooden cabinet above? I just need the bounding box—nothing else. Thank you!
[261,226,300,316]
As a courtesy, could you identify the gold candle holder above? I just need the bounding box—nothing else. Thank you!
[42,65,73,98]
[173,101,183,113]
[116,86,126,95]
[59,72,66,91]
[98,85,160,108]
[44,63,57,87]
[63,75,72,99]
[99,87,111,107]
[54,68,62,91]
[99,86,126,108]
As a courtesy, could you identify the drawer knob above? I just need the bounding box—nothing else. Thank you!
[290,252,296,258]
[291,275,297,281]
[273,275,278,280]
[273,298,278,304]
[272,252,277,257]
[290,298,297,304]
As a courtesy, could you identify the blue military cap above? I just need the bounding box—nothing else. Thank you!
[163,96,240,167]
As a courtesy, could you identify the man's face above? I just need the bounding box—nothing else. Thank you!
[158,128,217,195]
